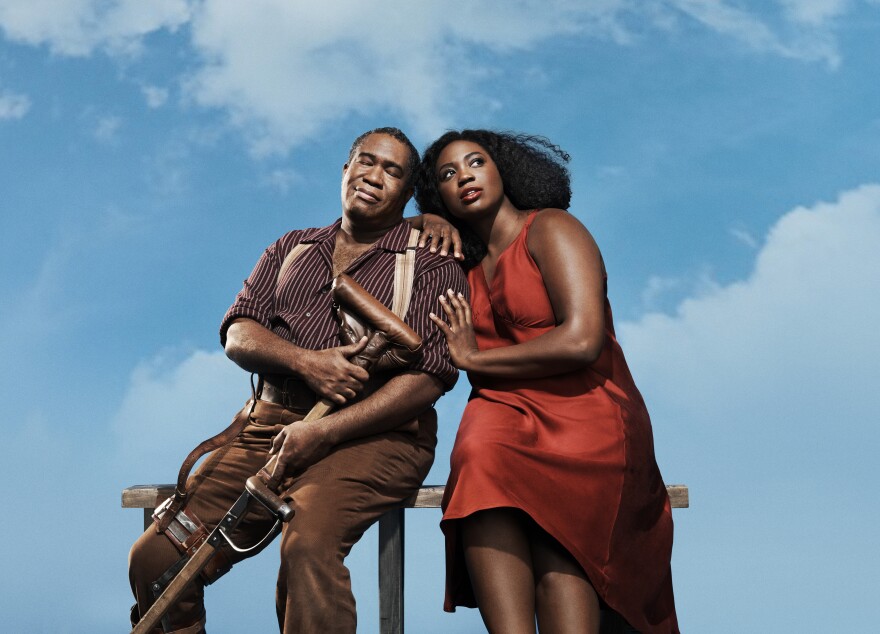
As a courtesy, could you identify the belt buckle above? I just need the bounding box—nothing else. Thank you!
[280,377,297,410]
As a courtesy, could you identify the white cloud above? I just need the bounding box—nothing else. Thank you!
[777,0,851,25]
[111,349,252,480]
[0,204,148,356]
[597,165,626,179]
[620,183,880,464]
[617,182,880,628]
[94,114,122,142]
[261,168,304,194]
[641,274,684,310]
[141,84,169,108]
[0,0,193,56]
[0,0,864,151]
[669,0,840,65]
[0,88,31,119]
[0,231,80,343]
[729,225,760,249]
[180,0,853,154]
[180,1,591,154]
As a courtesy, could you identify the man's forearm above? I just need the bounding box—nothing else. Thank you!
[320,371,444,445]
[224,318,305,376]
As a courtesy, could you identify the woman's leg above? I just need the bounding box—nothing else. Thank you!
[529,523,600,634]
[461,508,537,634]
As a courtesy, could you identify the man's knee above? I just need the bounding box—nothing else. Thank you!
[129,527,180,585]
[281,525,345,572]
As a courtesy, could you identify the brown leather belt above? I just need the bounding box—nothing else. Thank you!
[258,375,317,412]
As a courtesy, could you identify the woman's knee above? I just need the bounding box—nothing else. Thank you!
[463,507,527,537]
[451,434,497,469]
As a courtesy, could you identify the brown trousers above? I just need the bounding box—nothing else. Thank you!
[129,399,437,633]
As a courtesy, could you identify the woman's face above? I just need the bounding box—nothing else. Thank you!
[434,140,505,220]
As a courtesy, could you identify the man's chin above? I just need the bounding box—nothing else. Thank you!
[345,204,403,226]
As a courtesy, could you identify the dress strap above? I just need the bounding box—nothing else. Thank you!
[520,209,541,241]
[522,209,541,233]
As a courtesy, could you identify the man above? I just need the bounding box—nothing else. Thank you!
[129,127,468,633]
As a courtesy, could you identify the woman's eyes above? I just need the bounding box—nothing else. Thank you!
[438,157,484,182]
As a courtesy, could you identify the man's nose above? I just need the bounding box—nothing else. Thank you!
[363,165,384,187]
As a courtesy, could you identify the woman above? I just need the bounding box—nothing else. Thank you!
[416,130,679,633]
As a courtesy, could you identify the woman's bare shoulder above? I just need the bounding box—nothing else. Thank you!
[529,208,599,253]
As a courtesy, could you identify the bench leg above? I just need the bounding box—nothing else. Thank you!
[378,507,405,634]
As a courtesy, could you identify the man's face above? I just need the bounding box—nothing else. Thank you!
[340,133,413,229]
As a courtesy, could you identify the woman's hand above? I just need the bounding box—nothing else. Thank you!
[407,213,463,259]
[430,289,479,370]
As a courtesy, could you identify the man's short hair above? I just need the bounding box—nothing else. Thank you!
[348,127,420,188]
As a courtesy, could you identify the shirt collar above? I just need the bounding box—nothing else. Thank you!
[298,218,342,245]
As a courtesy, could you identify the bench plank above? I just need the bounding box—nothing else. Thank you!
[123,483,687,634]
[123,483,689,510]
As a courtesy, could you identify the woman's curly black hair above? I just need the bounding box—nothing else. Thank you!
[415,130,572,269]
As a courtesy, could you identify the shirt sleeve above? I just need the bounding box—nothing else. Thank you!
[404,256,470,391]
[219,235,288,347]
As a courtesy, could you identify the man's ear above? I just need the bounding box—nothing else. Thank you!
[342,163,349,174]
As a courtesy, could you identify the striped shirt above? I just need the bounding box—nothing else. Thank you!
[220,218,468,389]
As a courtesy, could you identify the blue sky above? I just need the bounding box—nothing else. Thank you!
[2,1,879,631]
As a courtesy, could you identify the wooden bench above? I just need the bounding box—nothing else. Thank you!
[123,483,688,633]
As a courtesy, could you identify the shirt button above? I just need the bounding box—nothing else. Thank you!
[305,312,311,317]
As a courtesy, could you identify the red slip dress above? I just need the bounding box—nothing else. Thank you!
[440,212,679,633]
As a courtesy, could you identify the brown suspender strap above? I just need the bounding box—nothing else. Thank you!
[277,242,313,285]
[391,228,420,320]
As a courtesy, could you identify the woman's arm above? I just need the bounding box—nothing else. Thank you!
[431,209,606,379]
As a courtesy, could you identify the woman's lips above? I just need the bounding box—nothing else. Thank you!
[460,187,482,203]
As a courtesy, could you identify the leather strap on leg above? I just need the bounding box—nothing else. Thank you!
[156,382,258,533]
